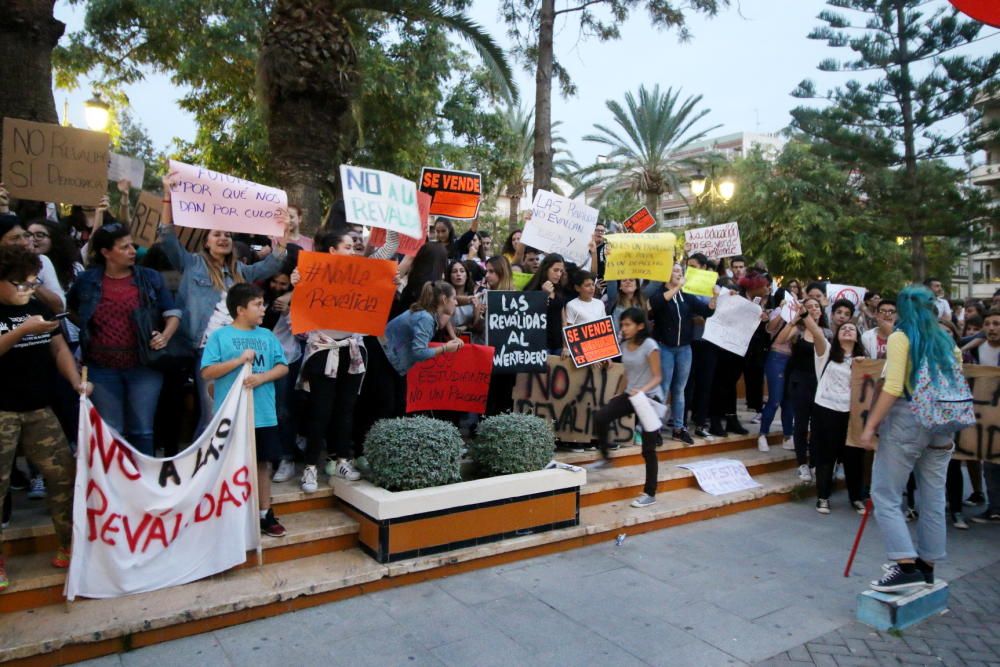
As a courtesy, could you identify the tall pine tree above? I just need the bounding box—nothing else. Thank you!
[791,0,1000,280]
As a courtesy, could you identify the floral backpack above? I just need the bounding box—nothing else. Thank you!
[907,357,975,435]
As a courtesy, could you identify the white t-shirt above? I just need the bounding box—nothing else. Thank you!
[935,297,952,321]
[36,254,66,310]
[979,343,1000,367]
[814,344,853,413]
[564,297,606,326]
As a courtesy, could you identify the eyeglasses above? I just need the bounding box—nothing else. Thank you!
[28,231,50,240]
[7,279,42,292]
[878,309,897,315]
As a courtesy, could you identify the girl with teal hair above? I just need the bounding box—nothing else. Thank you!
[861,284,961,594]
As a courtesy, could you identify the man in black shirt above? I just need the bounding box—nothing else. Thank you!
[0,246,91,591]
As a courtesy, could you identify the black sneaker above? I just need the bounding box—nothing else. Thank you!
[672,429,695,445]
[725,416,749,435]
[708,419,728,437]
[694,426,712,439]
[260,509,287,538]
[880,561,934,584]
[871,564,930,593]
[9,467,27,491]
[970,511,1000,524]
[964,492,986,506]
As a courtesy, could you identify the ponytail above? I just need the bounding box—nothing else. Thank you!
[411,280,456,314]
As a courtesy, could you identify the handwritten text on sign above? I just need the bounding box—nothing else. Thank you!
[514,356,635,445]
[368,191,430,257]
[341,164,421,237]
[486,291,548,373]
[603,233,676,282]
[290,251,397,336]
[683,222,742,258]
[407,343,494,413]
[65,366,258,600]
[168,160,286,237]
[419,167,482,220]
[521,189,598,265]
[131,192,207,252]
[2,117,108,205]
[564,317,621,368]
[702,290,762,357]
[846,359,885,449]
[675,459,761,496]
[622,207,656,234]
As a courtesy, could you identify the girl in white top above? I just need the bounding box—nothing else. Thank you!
[802,311,868,515]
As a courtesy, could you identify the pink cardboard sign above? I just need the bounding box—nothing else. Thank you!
[168,160,287,237]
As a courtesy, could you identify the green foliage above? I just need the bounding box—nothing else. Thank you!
[597,189,643,226]
[364,417,463,492]
[470,413,554,477]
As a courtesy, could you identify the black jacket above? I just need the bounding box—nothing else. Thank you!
[649,289,714,348]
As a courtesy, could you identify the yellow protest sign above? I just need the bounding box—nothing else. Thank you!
[512,271,533,289]
[682,266,718,297]
[603,233,675,282]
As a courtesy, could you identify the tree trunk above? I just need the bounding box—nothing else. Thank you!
[531,0,555,196]
[895,2,925,281]
[507,193,521,232]
[0,1,64,155]
[645,190,660,227]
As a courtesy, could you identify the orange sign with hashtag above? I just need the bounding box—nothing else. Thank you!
[290,251,398,336]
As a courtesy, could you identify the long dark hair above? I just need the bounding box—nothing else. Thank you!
[524,253,565,292]
[27,218,81,290]
[620,307,650,343]
[447,259,475,296]
[829,322,865,364]
[401,242,449,307]
[501,228,523,256]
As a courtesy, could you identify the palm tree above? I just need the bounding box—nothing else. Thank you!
[258,0,517,233]
[572,85,719,225]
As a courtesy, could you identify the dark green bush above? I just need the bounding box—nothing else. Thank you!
[364,416,463,491]
[471,412,554,477]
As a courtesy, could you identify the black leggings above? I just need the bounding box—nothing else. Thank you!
[710,347,744,421]
[304,348,364,465]
[594,393,660,497]
[812,404,865,503]
[789,370,817,466]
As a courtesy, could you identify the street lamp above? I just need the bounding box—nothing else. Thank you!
[689,168,735,225]
[84,93,110,132]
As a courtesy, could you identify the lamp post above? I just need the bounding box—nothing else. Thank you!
[690,167,735,226]
[83,93,110,132]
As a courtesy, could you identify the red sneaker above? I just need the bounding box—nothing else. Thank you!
[51,546,71,569]
[260,509,286,538]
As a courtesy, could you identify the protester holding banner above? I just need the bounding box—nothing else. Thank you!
[524,254,567,355]
[801,307,867,515]
[591,307,662,508]
[649,264,715,445]
[67,224,181,456]
[159,174,288,436]
[0,245,93,591]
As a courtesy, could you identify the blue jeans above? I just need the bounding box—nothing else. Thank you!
[89,365,164,456]
[759,351,794,437]
[658,344,693,430]
[871,402,953,562]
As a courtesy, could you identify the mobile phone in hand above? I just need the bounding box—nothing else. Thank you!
[48,312,70,322]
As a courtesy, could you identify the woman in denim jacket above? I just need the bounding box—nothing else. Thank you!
[68,224,181,455]
[160,174,288,437]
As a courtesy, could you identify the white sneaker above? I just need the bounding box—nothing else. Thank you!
[834,463,846,481]
[757,435,770,452]
[323,457,337,477]
[27,476,47,500]
[798,464,812,482]
[300,465,318,493]
[782,438,795,451]
[750,413,762,424]
[334,459,362,482]
[272,459,295,483]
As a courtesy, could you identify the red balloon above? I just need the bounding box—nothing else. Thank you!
[950,0,1000,27]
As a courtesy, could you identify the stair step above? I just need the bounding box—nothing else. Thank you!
[551,431,780,467]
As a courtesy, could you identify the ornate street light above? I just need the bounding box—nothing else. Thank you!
[84,93,110,132]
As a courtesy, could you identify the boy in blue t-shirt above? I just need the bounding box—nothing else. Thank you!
[201,283,289,538]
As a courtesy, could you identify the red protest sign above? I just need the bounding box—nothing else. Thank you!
[290,251,397,336]
[406,343,494,413]
[419,167,482,220]
[622,207,655,234]
[563,317,621,368]
[368,192,430,257]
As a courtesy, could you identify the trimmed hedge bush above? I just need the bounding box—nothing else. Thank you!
[470,412,554,477]
[364,416,463,491]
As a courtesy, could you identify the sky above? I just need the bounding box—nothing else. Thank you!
[53,0,1000,169]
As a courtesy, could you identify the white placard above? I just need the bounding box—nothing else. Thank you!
[676,458,762,496]
[340,164,421,237]
[702,290,762,357]
[779,295,799,324]
[521,189,598,265]
[628,391,663,433]
[826,283,866,308]
[108,152,145,187]
[683,222,742,258]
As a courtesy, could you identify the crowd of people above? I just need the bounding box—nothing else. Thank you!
[0,175,996,596]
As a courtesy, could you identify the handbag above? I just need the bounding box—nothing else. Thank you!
[131,268,192,371]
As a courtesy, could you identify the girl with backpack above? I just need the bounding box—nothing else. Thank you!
[860,285,971,594]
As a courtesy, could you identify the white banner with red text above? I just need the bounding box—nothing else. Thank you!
[65,365,259,600]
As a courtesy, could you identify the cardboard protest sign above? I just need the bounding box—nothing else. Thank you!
[407,343,494,413]
[702,290,762,356]
[521,189,598,265]
[514,356,635,445]
[66,366,258,599]
[2,117,108,205]
[168,160,286,237]
[512,271,533,289]
[846,359,885,448]
[290,251,396,336]
[130,191,164,248]
[622,207,656,234]
[419,167,482,220]
[682,222,742,258]
[957,365,1000,463]
[827,283,866,308]
[108,152,145,187]
[367,192,430,257]
[682,266,718,297]
[340,164,421,238]
[486,291,548,373]
[563,317,621,368]
[603,233,675,282]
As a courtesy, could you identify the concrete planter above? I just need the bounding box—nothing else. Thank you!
[332,466,586,563]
